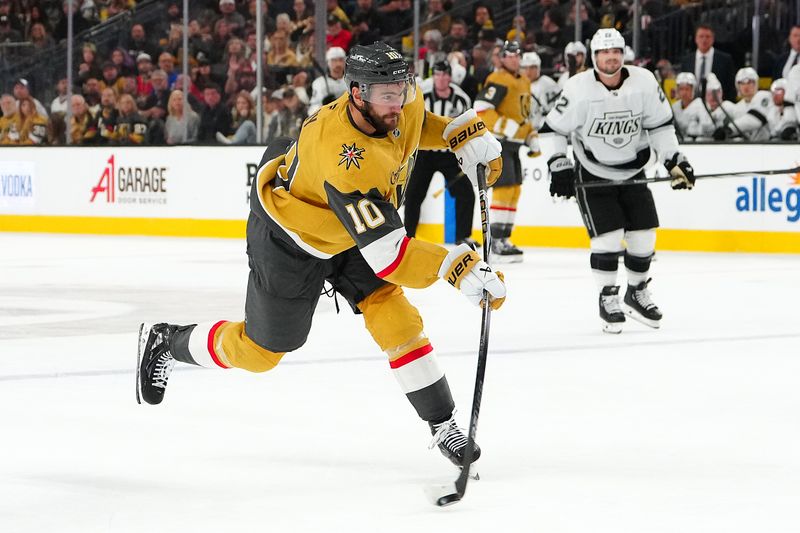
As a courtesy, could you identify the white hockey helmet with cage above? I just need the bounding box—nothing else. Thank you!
[675,72,697,87]
[520,52,541,68]
[735,67,758,85]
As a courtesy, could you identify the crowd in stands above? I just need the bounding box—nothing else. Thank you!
[0,0,798,145]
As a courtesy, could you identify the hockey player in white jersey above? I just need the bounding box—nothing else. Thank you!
[521,52,561,130]
[712,67,772,141]
[683,73,737,140]
[671,72,696,140]
[542,28,696,333]
[557,41,588,89]
[308,47,348,114]
[766,78,798,140]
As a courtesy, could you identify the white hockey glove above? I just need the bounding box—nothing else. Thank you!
[525,132,542,157]
[663,152,696,190]
[438,244,506,310]
[444,109,503,187]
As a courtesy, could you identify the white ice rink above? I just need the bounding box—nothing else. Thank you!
[1,232,799,533]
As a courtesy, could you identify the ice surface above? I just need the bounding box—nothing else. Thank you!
[1,233,799,533]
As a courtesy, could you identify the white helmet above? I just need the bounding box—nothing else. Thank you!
[326,46,346,63]
[520,52,541,68]
[705,72,722,92]
[590,28,625,55]
[770,78,787,93]
[675,72,697,87]
[735,67,758,85]
[623,46,635,64]
[564,41,587,56]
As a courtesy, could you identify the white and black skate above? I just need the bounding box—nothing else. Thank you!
[136,323,177,405]
[623,279,662,328]
[599,285,626,334]
[491,238,523,263]
[429,413,481,475]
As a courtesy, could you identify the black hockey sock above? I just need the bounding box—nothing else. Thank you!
[490,223,512,240]
[590,252,620,272]
[624,252,652,275]
[170,324,201,365]
[407,376,455,423]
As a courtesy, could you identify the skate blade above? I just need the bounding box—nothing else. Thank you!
[491,254,523,264]
[602,321,623,334]
[623,305,661,329]
[135,323,151,405]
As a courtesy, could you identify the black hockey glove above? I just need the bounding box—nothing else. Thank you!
[664,152,696,190]
[548,154,576,199]
[712,126,730,141]
[780,126,797,141]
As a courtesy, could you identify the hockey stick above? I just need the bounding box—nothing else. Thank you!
[575,166,800,189]
[428,164,492,507]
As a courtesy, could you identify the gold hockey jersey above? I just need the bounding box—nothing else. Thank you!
[254,87,454,289]
[474,68,534,140]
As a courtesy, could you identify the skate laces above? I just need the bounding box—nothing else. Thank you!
[601,291,623,314]
[150,329,175,390]
[633,280,656,310]
[429,412,468,453]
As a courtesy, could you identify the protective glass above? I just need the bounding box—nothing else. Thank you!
[360,74,417,106]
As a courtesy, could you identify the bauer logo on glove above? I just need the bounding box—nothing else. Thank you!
[448,120,487,151]
[443,109,503,187]
[438,244,507,310]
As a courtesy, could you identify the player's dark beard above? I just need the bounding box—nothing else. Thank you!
[360,101,398,134]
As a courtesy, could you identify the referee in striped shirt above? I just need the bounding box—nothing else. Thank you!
[404,61,477,247]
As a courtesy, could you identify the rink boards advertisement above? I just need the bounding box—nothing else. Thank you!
[0,143,798,252]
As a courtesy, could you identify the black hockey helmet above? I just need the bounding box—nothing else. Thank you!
[345,42,411,90]
[501,40,522,57]
[432,60,451,75]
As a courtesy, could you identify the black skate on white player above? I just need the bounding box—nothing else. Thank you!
[429,412,481,467]
[623,278,662,328]
[136,323,177,405]
[599,285,626,334]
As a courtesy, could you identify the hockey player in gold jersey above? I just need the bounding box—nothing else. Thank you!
[136,43,505,470]
[474,40,540,262]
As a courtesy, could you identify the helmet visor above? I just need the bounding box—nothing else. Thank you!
[359,75,416,106]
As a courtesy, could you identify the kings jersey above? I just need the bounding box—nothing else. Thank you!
[253,86,454,289]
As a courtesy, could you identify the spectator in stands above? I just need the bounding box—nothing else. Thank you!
[51,77,69,115]
[220,0,246,37]
[767,79,797,140]
[308,45,346,114]
[505,15,527,44]
[47,112,67,145]
[774,25,800,81]
[0,0,23,34]
[163,23,184,58]
[96,87,118,143]
[275,86,306,138]
[114,94,148,145]
[135,53,154,99]
[79,0,99,27]
[655,58,675,83]
[211,19,232,64]
[420,29,444,75]
[248,0,277,36]
[27,21,54,53]
[327,0,350,28]
[564,0,599,43]
[25,2,52,38]
[110,47,135,77]
[377,0,412,36]
[525,0,560,31]
[469,44,491,86]
[82,76,102,112]
[13,78,48,117]
[165,89,200,145]
[77,42,103,84]
[69,94,98,144]
[536,7,568,70]
[268,29,299,66]
[101,62,126,95]
[468,4,493,44]
[261,90,281,142]
[139,69,170,126]
[0,93,21,144]
[680,24,736,102]
[350,11,381,48]
[158,52,179,88]
[290,0,313,36]
[126,23,158,63]
[326,14,351,52]
[216,90,257,144]
[193,51,221,92]
[198,83,232,143]
[448,50,478,101]
[53,0,89,42]
[421,0,450,36]
[441,17,471,54]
